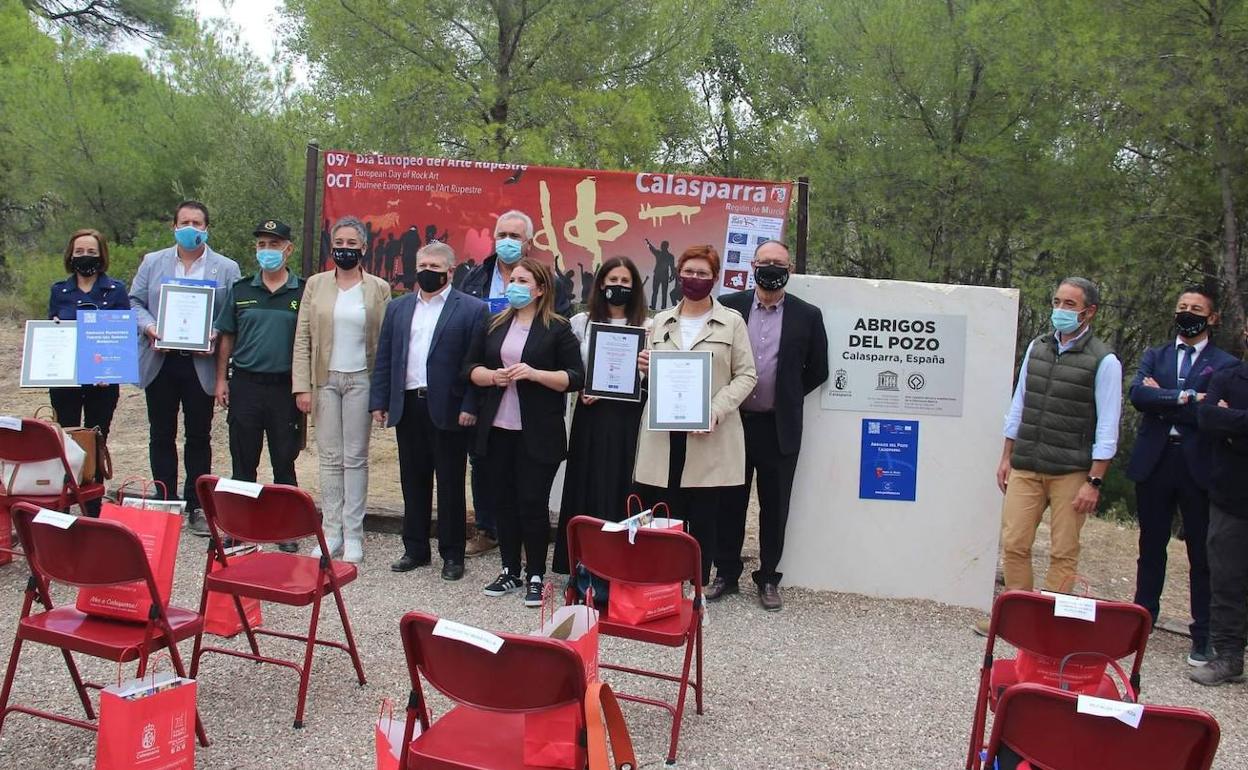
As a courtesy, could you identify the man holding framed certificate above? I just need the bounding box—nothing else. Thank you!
[633,245,757,587]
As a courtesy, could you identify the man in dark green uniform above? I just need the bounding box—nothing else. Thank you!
[214,219,306,550]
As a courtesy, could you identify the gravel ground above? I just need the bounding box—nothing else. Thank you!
[1,526,1246,770]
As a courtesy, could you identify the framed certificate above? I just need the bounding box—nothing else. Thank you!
[584,322,645,402]
[647,350,712,431]
[154,283,214,352]
[21,320,79,387]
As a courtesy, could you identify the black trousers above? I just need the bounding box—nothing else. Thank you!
[144,354,215,508]
[50,385,120,439]
[482,428,557,579]
[469,455,496,537]
[717,411,799,587]
[226,371,301,486]
[1133,441,1211,644]
[1208,503,1248,662]
[395,390,468,563]
[634,432,724,586]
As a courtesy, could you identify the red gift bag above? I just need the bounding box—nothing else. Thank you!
[203,545,263,637]
[609,581,682,625]
[0,503,12,567]
[1013,650,1108,695]
[375,698,420,770]
[76,501,182,622]
[524,587,599,769]
[95,672,196,770]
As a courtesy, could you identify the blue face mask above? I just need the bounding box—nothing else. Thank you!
[174,226,207,250]
[505,283,533,309]
[1051,307,1082,334]
[257,249,285,271]
[495,237,523,264]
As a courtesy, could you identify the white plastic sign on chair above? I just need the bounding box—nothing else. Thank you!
[33,508,77,529]
[214,478,263,498]
[432,619,505,654]
[1076,694,1143,728]
[1041,591,1097,623]
[0,416,21,431]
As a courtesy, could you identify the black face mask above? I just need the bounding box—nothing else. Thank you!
[601,284,633,307]
[1175,310,1210,339]
[416,269,449,293]
[70,256,102,277]
[331,247,362,270]
[755,264,790,291]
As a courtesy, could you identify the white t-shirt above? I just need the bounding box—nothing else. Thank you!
[678,309,712,350]
[328,283,367,373]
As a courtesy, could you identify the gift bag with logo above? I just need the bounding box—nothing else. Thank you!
[1012,650,1109,696]
[203,543,263,637]
[606,500,685,625]
[524,585,599,769]
[76,500,182,621]
[375,698,422,770]
[95,672,196,770]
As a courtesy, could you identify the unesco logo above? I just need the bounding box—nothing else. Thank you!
[907,373,926,391]
[876,370,899,391]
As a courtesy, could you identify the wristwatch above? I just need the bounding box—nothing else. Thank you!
[1086,475,1103,488]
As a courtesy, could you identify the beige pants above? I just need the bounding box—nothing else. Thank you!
[1001,468,1088,592]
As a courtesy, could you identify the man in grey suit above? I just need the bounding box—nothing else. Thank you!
[130,200,241,534]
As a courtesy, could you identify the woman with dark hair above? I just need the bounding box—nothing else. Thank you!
[552,256,652,574]
[466,257,584,606]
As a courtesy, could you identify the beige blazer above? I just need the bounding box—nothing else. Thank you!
[291,270,391,395]
[634,299,757,489]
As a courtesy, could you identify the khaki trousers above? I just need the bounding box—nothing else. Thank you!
[1001,468,1089,592]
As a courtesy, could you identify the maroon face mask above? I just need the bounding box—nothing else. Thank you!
[680,275,715,301]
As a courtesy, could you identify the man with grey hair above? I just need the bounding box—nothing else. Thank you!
[370,240,489,580]
[975,276,1122,635]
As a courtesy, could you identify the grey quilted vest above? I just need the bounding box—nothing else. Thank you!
[1011,331,1112,475]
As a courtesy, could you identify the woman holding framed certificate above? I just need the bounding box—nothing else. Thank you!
[552,256,652,575]
[465,258,584,607]
[633,245,757,586]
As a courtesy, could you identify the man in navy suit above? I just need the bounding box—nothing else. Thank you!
[371,242,489,580]
[1127,286,1239,665]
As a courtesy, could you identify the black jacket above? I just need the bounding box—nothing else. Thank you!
[1198,362,1248,512]
[460,253,574,317]
[464,314,584,464]
[719,289,830,455]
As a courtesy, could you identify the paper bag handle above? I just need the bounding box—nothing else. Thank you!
[115,477,169,503]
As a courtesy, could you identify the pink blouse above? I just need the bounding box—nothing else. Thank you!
[492,320,531,430]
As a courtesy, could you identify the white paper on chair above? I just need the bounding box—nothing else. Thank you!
[0,416,21,431]
[33,508,77,529]
[1041,591,1097,623]
[432,619,505,654]
[215,478,263,498]
[1076,694,1143,728]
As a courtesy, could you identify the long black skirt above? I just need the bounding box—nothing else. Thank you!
[551,396,644,574]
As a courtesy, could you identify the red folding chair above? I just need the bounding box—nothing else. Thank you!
[0,503,209,747]
[188,475,366,728]
[966,590,1151,770]
[983,683,1219,770]
[565,514,703,766]
[397,610,592,770]
[0,418,105,517]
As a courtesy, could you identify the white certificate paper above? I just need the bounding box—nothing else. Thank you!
[648,350,712,431]
[585,323,644,401]
[21,320,78,387]
[155,284,213,351]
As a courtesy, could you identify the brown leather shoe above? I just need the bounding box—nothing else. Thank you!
[704,576,739,601]
[759,582,782,611]
[465,532,498,557]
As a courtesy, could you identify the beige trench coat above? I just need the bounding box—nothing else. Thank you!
[291,269,392,399]
[633,299,757,489]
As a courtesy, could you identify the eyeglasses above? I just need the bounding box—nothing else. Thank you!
[679,269,713,279]
[754,261,789,269]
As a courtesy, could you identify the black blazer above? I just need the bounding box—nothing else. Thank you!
[720,290,830,455]
[464,314,585,464]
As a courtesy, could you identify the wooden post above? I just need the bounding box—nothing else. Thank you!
[795,175,810,274]
[301,142,320,277]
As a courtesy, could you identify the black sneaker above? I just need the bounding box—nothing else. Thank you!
[483,569,524,597]
[524,575,545,608]
[1188,642,1214,667]
[1190,656,1243,686]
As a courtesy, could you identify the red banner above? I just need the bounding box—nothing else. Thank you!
[320,151,793,308]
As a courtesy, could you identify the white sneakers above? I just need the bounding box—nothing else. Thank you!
[310,536,344,560]
[341,539,364,564]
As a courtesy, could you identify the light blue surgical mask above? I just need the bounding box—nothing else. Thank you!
[174,226,207,250]
[495,237,523,264]
[1051,307,1082,334]
[505,283,533,309]
[257,249,285,271]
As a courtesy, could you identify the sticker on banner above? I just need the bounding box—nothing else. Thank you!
[1042,591,1097,623]
[33,508,77,529]
[1076,694,1143,728]
[0,416,20,430]
[432,618,505,654]
[215,478,264,498]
